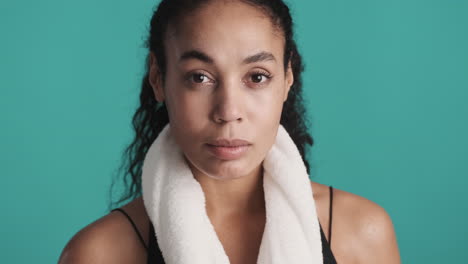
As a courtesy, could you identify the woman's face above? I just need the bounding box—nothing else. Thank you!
[150,1,294,181]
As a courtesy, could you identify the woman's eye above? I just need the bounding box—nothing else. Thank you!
[190,73,210,83]
[251,74,264,83]
[250,72,272,84]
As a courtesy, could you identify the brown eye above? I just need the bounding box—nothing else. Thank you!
[192,73,209,83]
[249,71,272,85]
[251,74,264,83]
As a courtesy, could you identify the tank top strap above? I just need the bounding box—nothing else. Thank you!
[111,208,148,251]
[147,220,165,263]
[328,185,334,246]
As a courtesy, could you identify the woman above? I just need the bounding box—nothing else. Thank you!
[59,0,400,263]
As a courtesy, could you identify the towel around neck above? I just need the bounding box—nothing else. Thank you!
[142,123,323,264]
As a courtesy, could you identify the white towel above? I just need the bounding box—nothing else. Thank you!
[142,123,323,264]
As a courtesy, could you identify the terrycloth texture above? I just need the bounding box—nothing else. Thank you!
[142,123,323,264]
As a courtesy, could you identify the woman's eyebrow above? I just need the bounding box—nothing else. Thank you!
[179,50,213,64]
[178,50,277,64]
[243,51,276,64]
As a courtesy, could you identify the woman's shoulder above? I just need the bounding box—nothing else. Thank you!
[58,197,149,264]
[311,181,400,263]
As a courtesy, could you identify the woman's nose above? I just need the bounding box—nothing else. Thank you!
[212,80,243,124]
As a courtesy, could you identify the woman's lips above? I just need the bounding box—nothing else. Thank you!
[205,144,251,160]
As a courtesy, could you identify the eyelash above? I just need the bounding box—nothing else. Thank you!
[186,70,273,87]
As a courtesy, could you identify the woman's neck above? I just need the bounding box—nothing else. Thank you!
[190,163,266,219]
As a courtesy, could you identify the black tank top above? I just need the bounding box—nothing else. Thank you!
[112,185,337,264]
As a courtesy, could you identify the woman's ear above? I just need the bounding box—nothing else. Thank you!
[284,60,294,102]
[149,52,165,102]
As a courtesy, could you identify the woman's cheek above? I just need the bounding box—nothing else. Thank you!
[253,89,283,120]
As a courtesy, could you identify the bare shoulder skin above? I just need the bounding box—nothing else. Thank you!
[58,181,400,264]
[312,182,401,264]
[58,198,150,264]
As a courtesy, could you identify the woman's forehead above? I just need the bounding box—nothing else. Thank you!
[164,2,285,67]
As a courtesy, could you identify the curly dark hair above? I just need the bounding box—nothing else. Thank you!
[108,0,314,210]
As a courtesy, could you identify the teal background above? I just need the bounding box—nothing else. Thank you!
[1,0,467,263]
